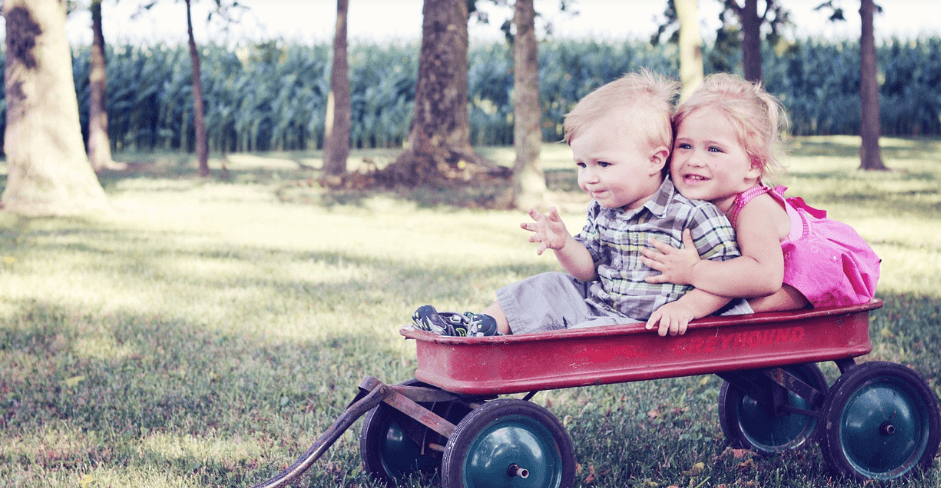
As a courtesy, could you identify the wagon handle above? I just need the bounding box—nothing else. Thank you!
[248,382,388,488]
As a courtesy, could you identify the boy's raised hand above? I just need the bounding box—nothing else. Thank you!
[521,207,569,255]
[642,228,701,285]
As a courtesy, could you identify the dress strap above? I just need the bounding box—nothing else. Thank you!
[729,185,771,227]
[785,195,827,219]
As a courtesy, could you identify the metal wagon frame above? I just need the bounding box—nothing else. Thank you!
[250,299,941,488]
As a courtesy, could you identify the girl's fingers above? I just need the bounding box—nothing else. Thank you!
[646,237,674,253]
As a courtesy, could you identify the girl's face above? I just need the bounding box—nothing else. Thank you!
[671,107,761,215]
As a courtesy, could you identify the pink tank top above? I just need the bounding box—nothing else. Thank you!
[727,184,880,308]
[729,185,827,240]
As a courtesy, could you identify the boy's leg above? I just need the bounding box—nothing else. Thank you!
[481,301,510,335]
[495,272,599,334]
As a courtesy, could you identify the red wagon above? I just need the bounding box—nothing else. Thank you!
[250,299,941,488]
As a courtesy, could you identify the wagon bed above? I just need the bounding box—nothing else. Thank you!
[401,299,882,395]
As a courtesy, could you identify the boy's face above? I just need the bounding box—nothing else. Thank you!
[671,107,761,214]
[571,114,667,211]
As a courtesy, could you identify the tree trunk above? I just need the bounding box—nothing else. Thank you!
[511,0,545,210]
[383,0,494,186]
[88,0,121,172]
[675,0,704,100]
[185,0,210,177]
[323,0,351,179]
[858,0,886,171]
[740,0,762,82]
[2,0,109,216]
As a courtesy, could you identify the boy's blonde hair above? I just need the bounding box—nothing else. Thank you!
[674,73,789,178]
[564,69,679,156]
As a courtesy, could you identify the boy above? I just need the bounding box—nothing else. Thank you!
[414,70,747,337]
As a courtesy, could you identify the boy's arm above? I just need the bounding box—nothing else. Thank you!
[645,289,732,336]
[553,234,597,282]
[522,207,597,282]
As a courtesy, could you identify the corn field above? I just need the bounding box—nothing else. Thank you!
[1,37,939,156]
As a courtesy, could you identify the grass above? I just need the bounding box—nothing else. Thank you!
[1,136,940,488]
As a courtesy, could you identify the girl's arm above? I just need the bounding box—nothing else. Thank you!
[522,207,597,282]
[642,195,786,297]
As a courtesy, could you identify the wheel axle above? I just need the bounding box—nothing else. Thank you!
[507,463,530,478]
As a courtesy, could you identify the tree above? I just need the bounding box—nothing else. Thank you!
[184,0,210,177]
[815,0,887,170]
[87,0,123,172]
[857,0,886,170]
[2,0,110,215]
[140,0,244,177]
[323,0,351,179]
[654,0,789,83]
[380,0,497,186]
[510,0,546,209]
[675,0,703,100]
[717,0,789,82]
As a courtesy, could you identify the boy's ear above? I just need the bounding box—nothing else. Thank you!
[649,146,670,175]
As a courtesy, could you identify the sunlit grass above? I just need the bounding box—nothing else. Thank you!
[1,137,940,487]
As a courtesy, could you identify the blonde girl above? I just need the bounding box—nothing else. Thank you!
[642,73,880,312]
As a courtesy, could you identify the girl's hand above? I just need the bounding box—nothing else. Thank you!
[521,207,569,255]
[642,229,700,285]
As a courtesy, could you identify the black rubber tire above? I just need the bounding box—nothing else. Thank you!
[360,379,471,486]
[441,398,575,488]
[718,363,828,455]
[818,361,941,481]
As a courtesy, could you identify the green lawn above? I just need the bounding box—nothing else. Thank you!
[1,137,939,487]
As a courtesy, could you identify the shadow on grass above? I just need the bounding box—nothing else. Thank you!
[0,297,403,487]
[3,275,940,488]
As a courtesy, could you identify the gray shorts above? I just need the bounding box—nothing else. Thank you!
[495,271,753,335]
[496,272,636,334]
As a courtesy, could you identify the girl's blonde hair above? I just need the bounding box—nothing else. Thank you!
[564,69,679,155]
[674,73,789,178]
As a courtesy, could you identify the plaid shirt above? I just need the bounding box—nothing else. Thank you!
[574,177,740,320]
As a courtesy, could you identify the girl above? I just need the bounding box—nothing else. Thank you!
[642,73,880,312]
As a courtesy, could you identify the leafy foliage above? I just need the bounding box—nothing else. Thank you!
[3,36,941,155]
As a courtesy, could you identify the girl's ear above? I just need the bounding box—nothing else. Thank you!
[650,146,670,175]
[747,157,763,179]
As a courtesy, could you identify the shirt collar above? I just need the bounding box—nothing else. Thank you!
[609,177,673,220]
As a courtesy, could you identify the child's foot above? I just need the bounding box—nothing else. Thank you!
[462,312,500,337]
[412,305,455,335]
[411,306,499,337]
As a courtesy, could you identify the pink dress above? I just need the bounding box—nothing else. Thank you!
[730,185,880,307]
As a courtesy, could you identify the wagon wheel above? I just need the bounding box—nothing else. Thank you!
[441,398,575,488]
[718,363,827,455]
[360,379,472,486]
[818,361,941,481]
